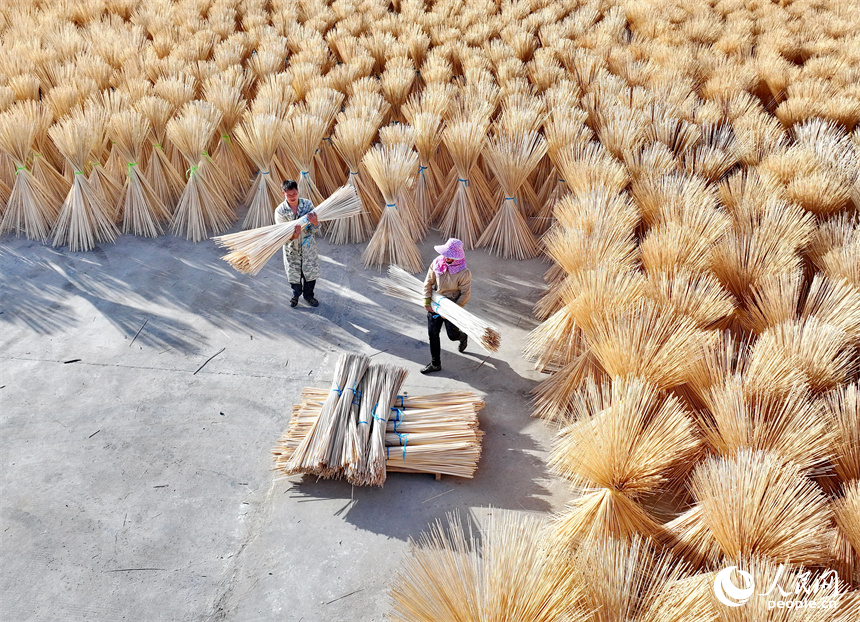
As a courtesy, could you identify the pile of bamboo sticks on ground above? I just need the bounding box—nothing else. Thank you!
[273,354,484,485]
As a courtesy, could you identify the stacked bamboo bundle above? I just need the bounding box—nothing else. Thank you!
[273,356,484,484]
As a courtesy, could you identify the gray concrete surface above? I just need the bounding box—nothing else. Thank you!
[1,228,570,621]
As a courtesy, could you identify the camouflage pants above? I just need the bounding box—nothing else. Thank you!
[282,234,320,284]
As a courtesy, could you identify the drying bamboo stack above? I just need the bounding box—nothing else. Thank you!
[48,109,119,251]
[273,354,484,485]
[360,142,423,272]
[233,112,285,229]
[167,103,235,242]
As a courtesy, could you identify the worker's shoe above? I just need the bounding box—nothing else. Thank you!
[458,334,468,353]
[290,297,299,308]
[304,296,319,307]
[420,362,441,374]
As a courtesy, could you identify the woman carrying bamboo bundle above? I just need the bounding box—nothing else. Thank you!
[421,238,471,374]
[275,179,321,308]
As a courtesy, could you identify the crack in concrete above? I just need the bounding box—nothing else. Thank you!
[0,356,304,381]
[205,478,277,622]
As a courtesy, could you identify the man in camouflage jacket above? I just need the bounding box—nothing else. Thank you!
[274,179,321,307]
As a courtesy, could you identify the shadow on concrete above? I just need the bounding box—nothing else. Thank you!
[2,225,558,543]
[281,418,554,542]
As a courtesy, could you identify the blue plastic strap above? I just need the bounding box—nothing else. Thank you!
[397,395,405,407]
[349,382,362,406]
[457,177,469,186]
[398,433,408,460]
[371,403,386,423]
[390,407,404,431]
[385,202,398,211]
[504,196,517,204]
[332,383,343,397]
[348,170,358,176]
[261,171,270,175]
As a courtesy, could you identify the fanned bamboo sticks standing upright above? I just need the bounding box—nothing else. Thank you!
[328,114,384,243]
[438,118,489,249]
[233,112,285,229]
[48,106,119,252]
[0,103,58,240]
[282,112,327,205]
[205,77,251,201]
[167,103,235,242]
[135,96,185,211]
[410,112,445,238]
[110,110,171,237]
[361,143,423,272]
[478,130,547,259]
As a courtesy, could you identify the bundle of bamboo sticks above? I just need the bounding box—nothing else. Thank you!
[273,357,484,485]
[212,184,362,275]
[376,265,501,352]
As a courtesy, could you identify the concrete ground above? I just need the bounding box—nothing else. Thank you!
[1,227,570,621]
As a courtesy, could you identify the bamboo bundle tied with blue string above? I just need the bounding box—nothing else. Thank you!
[437,117,489,249]
[361,142,423,272]
[274,373,484,484]
[477,129,546,259]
